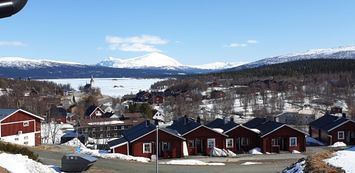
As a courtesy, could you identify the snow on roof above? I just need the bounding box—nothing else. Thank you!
[87,120,124,125]
[212,128,224,134]
[250,128,261,134]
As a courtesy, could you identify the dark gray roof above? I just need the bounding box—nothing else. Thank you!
[108,137,128,148]
[310,114,351,131]
[167,116,201,135]
[0,109,18,121]
[243,118,285,136]
[206,118,239,132]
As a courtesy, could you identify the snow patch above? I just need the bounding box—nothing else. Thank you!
[241,162,262,165]
[292,150,301,154]
[325,146,355,173]
[330,142,347,147]
[161,159,225,166]
[0,153,57,173]
[249,147,263,155]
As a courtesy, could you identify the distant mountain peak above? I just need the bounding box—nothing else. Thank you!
[97,52,183,69]
[0,57,81,69]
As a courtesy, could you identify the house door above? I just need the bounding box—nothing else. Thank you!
[236,137,241,152]
[195,139,204,154]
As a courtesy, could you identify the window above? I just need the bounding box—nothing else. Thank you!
[107,134,111,138]
[100,127,104,131]
[23,121,29,127]
[187,140,194,148]
[338,131,345,140]
[15,138,19,141]
[24,136,28,140]
[289,137,297,147]
[107,126,111,131]
[114,133,118,137]
[226,138,234,148]
[92,134,96,138]
[121,126,125,130]
[241,137,250,146]
[207,138,215,149]
[143,143,152,153]
[24,141,28,145]
[114,126,118,130]
[17,131,22,135]
[100,134,103,138]
[92,128,96,132]
[272,138,280,146]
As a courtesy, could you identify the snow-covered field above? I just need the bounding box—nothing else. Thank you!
[0,153,57,173]
[325,147,355,173]
[42,78,164,97]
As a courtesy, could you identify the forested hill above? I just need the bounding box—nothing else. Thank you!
[217,59,355,79]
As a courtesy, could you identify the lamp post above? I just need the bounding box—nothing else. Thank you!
[156,123,159,173]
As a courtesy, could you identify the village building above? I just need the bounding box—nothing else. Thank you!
[309,113,355,145]
[244,118,307,153]
[206,118,260,153]
[0,109,43,146]
[108,120,185,159]
[167,116,228,156]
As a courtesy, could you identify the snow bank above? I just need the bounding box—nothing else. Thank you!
[330,142,347,147]
[292,150,301,154]
[210,147,227,157]
[161,159,225,166]
[249,147,263,155]
[283,160,305,173]
[325,146,355,173]
[80,147,150,163]
[240,162,262,165]
[226,149,237,157]
[306,136,325,146]
[0,153,57,173]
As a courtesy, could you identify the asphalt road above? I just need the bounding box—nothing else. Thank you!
[31,147,305,173]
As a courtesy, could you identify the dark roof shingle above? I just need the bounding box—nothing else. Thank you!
[206,118,239,132]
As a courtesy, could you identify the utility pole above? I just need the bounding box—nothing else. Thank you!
[156,124,159,173]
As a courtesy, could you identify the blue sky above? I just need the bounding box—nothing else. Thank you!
[1,0,355,65]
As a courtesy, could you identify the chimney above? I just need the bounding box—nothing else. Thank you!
[342,113,346,118]
[145,120,150,127]
[224,117,228,124]
[184,115,188,125]
[230,116,234,123]
[196,116,201,124]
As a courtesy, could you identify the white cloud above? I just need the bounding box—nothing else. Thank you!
[105,35,168,52]
[246,40,259,44]
[228,43,248,48]
[0,41,26,47]
[227,39,259,48]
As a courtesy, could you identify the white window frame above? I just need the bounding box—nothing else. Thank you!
[289,137,297,147]
[23,121,29,127]
[272,138,279,146]
[338,131,345,140]
[207,138,216,149]
[226,138,234,148]
[187,140,195,148]
[143,143,152,153]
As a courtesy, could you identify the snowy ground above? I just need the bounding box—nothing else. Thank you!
[325,146,355,173]
[43,78,163,97]
[160,159,225,166]
[282,159,305,173]
[0,153,58,173]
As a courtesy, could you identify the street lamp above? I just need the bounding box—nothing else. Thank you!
[0,0,28,19]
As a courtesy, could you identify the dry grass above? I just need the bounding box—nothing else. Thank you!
[305,150,344,173]
[0,167,10,173]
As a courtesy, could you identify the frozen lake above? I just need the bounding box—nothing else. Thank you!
[43,78,164,97]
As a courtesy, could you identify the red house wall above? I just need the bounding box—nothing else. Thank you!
[329,121,355,145]
[131,130,183,158]
[114,144,128,155]
[261,126,306,153]
[184,126,226,155]
[1,121,35,136]
[226,126,260,153]
[2,111,36,123]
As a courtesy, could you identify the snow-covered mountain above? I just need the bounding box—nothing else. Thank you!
[97,52,183,70]
[0,57,82,69]
[97,52,242,70]
[231,46,355,71]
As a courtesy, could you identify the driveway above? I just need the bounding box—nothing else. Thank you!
[31,145,325,173]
